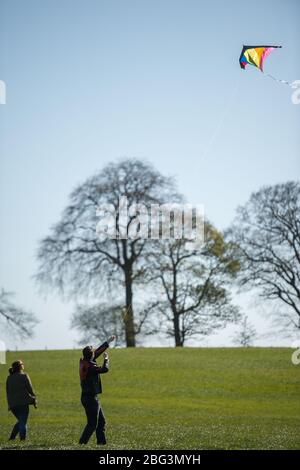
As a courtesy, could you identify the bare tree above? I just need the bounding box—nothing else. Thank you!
[71,304,126,347]
[0,289,38,340]
[228,181,300,333]
[36,158,180,347]
[149,223,240,346]
[232,315,257,347]
[71,300,159,347]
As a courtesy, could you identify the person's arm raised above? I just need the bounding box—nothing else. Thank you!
[91,352,109,374]
[99,352,109,374]
[94,335,116,359]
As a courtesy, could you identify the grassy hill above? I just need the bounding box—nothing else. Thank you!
[0,348,299,450]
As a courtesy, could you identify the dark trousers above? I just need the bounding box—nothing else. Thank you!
[10,405,29,440]
[79,395,106,444]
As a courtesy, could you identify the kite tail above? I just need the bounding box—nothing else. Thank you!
[262,71,293,87]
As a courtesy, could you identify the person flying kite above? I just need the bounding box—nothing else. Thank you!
[79,335,116,446]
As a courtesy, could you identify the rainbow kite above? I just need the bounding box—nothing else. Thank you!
[239,45,292,86]
[239,45,281,71]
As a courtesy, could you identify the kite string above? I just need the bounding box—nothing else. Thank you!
[262,71,293,87]
[200,76,240,160]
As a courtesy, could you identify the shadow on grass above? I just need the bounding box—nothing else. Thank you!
[1,443,97,450]
[1,444,51,450]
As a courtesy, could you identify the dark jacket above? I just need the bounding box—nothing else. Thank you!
[6,372,36,409]
[79,341,109,396]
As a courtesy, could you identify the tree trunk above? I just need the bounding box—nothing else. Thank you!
[124,266,136,347]
[172,268,183,347]
[173,310,183,347]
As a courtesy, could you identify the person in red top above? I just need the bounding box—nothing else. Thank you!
[79,335,115,445]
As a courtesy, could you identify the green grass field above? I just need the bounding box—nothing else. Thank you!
[0,348,299,450]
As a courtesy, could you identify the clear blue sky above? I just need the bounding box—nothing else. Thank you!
[0,0,299,350]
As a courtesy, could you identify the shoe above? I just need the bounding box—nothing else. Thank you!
[97,439,107,445]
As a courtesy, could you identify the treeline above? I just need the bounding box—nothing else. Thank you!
[1,159,299,347]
